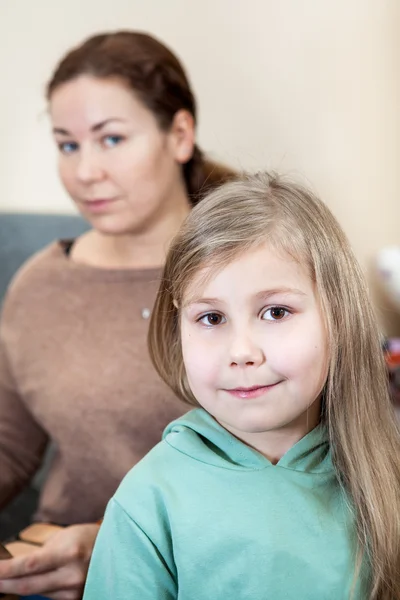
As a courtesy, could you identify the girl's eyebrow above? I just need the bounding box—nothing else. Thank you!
[184,297,222,308]
[185,288,307,308]
[255,288,307,300]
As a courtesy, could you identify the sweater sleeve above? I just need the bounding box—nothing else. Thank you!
[83,497,177,600]
[0,333,48,509]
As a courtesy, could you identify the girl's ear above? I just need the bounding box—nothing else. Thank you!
[169,109,195,164]
[173,299,179,309]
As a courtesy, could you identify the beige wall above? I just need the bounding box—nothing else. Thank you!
[1,0,399,331]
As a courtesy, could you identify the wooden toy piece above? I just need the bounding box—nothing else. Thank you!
[19,523,63,546]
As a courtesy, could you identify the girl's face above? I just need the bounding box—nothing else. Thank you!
[180,243,329,459]
[50,75,194,235]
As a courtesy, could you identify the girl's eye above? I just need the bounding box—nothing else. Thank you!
[103,135,124,148]
[198,313,226,327]
[262,307,290,321]
[58,141,79,155]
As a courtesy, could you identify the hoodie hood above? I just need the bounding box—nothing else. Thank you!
[163,408,332,474]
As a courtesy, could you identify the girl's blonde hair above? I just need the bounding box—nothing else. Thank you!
[149,172,400,599]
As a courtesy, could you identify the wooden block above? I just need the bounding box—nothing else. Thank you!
[19,523,63,545]
[4,541,38,558]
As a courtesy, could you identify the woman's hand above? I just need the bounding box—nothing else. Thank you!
[0,523,100,599]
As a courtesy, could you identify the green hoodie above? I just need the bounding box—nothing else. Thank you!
[83,409,368,599]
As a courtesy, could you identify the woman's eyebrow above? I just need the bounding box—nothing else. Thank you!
[53,118,127,136]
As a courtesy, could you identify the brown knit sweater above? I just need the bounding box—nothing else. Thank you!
[0,242,185,524]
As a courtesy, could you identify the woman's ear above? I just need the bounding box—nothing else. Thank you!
[170,109,195,164]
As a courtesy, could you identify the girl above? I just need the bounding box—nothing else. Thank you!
[83,173,400,599]
[0,30,234,599]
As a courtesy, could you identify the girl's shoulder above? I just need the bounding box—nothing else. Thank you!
[110,438,182,535]
[115,439,179,501]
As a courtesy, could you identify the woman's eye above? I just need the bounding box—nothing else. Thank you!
[58,141,78,155]
[103,135,124,148]
[262,307,290,321]
[198,313,226,326]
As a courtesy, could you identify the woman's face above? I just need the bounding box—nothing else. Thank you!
[50,75,194,235]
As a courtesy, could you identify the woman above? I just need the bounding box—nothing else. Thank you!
[0,31,234,599]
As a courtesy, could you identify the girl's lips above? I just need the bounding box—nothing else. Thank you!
[225,383,281,399]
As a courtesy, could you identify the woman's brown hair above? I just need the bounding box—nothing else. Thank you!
[149,172,400,599]
[46,31,235,202]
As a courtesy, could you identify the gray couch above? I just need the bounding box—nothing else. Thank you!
[0,212,88,539]
[0,212,88,304]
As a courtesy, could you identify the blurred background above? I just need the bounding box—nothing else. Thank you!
[1,0,399,331]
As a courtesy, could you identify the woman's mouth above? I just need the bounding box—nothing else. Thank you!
[84,198,118,213]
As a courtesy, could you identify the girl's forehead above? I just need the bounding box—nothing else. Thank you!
[181,243,312,306]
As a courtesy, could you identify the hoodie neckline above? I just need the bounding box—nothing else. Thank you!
[163,409,332,474]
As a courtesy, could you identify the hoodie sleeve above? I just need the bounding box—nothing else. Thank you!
[83,497,177,600]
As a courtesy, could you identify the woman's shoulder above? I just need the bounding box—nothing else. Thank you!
[4,241,70,301]
[1,241,74,327]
